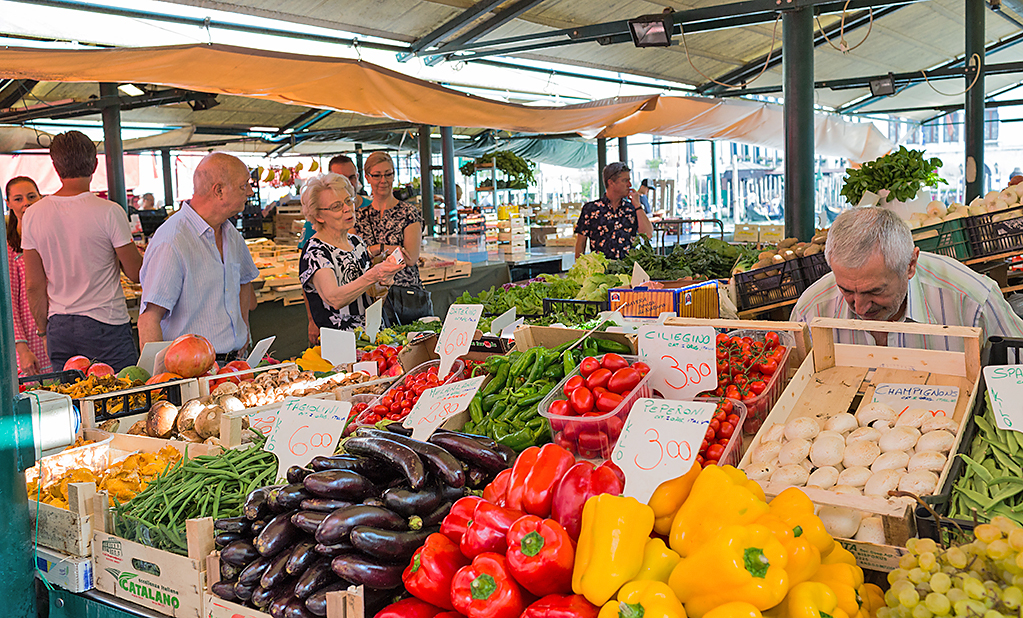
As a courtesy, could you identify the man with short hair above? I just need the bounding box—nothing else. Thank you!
[140,193,155,210]
[574,161,653,259]
[23,130,144,372]
[138,152,259,360]
[791,206,1023,350]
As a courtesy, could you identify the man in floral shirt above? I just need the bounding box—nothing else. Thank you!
[574,162,653,260]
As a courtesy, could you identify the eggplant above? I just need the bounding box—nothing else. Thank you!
[251,519,269,536]
[356,428,465,488]
[237,555,272,586]
[214,516,251,534]
[350,526,437,562]
[255,512,301,557]
[220,559,242,583]
[285,597,317,618]
[266,486,291,514]
[304,581,350,617]
[293,559,334,599]
[287,466,314,484]
[315,505,406,545]
[313,542,353,557]
[439,483,464,503]
[330,553,404,589]
[252,585,276,609]
[261,545,294,590]
[428,432,509,472]
[419,501,453,528]
[465,466,489,489]
[270,593,296,618]
[244,485,282,521]
[234,580,257,602]
[286,541,320,576]
[291,510,329,534]
[210,581,238,601]
[302,470,376,501]
[276,483,314,510]
[343,436,426,489]
[362,497,386,509]
[381,486,444,518]
[299,498,354,513]
[214,531,246,548]
[221,540,261,566]
[309,455,396,481]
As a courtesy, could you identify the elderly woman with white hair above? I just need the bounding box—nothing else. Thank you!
[298,173,404,332]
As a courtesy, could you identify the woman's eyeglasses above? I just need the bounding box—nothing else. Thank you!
[367,171,395,180]
[321,197,356,212]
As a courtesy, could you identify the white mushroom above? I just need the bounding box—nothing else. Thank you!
[763,423,785,443]
[879,426,920,452]
[810,433,845,467]
[908,451,947,473]
[854,517,887,544]
[784,417,821,441]
[745,462,775,482]
[824,413,859,434]
[898,470,939,495]
[921,415,958,434]
[752,440,783,465]
[837,466,873,487]
[917,430,956,454]
[871,451,910,472]
[807,466,840,489]
[864,469,904,497]
[770,464,810,487]
[833,485,863,496]
[846,426,882,445]
[778,439,812,466]
[819,506,863,539]
[843,441,881,468]
[856,402,897,427]
[895,408,928,429]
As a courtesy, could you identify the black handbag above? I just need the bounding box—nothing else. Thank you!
[383,285,434,326]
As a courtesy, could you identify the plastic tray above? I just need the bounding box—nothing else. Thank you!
[734,258,806,310]
[696,397,747,467]
[538,354,652,461]
[912,217,971,260]
[714,330,792,435]
[962,205,1023,258]
[344,359,465,435]
[800,252,831,286]
[542,298,609,321]
[19,370,85,389]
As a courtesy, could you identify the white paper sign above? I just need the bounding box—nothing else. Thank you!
[501,318,524,338]
[632,262,651,288]
[365,299,384,344]
[354,361,378,377]
[320,328,356,366]
[871,383,960,421]
[138,341,172,376]
[435,304,483,379]
[263,397,353,480]
[403,375,487,441]
[612,398,717,503]
[490,307,517,337]
[984,366,1023,431]
[247,336,275,368]
[638,326,718,400]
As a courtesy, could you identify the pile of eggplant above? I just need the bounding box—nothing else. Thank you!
[210,426,514,618]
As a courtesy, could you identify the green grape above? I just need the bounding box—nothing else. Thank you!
[887,589,903,608]
[1002,586,1023,610]
[908,538,921,553]
[931,572,952,594]
[947,588,967,605]
[1007,528,1023,552]
[890,568,911,584]
[910,568,929,584]
[984,580,1001,595]
[947,547,969,569]
[1013,574,1023,588]
[982,611,1004,618]
[991,516,1017,536]
[942,565,959,576]
[986,540,1011,561]
[900,588,921,608]
[878,608,892,618]
[913,603,934,618]
[975,524,1003,544]
[917,538,939,554]
[964,578,986,600]
[970,541,989,558]
[920,552,938,572]
[925,592,952,615]
[1015,552,1023,572]
[892,580,917,595]
[902,554,921,570]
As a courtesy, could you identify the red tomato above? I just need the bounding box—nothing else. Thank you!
[727,413,741,426]
[719,399,734,414]
[605,415,625,440]
[372,404,389,416]
[706,443,725,461]
[586,368,612,391]
[716,333,729,345]
[576,430,608,451]
[607,367,641,394]
[592,386,608,397]
[225,360,251,373]
[696,454,706,466]
[705,459,719,467]
[595,391,623,413]
[563,375,585,397]
[748,380,767,395]
[549,399,572,417]
[708,418,720,434]
[631,361,651,377]
[600,353,629,372]
[764,331,780,350]
[579,357,601,377]
[757,359,779,376]
[725,385,740,400]
[569,386,594,415]
[718,422,735,439]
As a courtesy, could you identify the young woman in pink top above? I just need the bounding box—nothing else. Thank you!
[6,176,51,376]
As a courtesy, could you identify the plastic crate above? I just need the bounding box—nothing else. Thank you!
[912,217,971,260]
[542,298,609,322]
[704,330,792,435]
[19,369,84,389]
[799,252,831,286]
[344,359,465,435]
[696,397,747,467]
[734,258,806,311]
[538,354,652,461]
[962,205,1023,258]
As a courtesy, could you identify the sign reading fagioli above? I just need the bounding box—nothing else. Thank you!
[638,326,718,400]
[612,397,717,503]
[984,366,1023,432]
[435,304,484,379]
[263,397,352,480]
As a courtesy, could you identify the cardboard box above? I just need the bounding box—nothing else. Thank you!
[36,545,93,592]
[512,325,636,354]
[608,281,720,318]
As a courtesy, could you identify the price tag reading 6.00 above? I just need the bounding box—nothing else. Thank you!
[638,325,718,400]
[435,304,483,379]
[264,397,352,480]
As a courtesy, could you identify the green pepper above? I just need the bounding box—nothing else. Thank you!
[549,338,580,356]
[513,403,540,423]
[482,393,502,413]
[484,355,509,373]
[526,349,552,383]
[490,400,508,422]
[563,352,576,377]
[583,338,599,357]
[543,364,564,380]
[491,419,514,441]
[469,394,484,424]
[528,417,550,446]
[519,383,555,407]
[480,363,509,398]
[594,337,632,354]
[496,424,538,451]
[463,419,478,434]
[510,348,537,379]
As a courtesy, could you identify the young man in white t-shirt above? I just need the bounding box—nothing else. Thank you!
[22,131,144,372]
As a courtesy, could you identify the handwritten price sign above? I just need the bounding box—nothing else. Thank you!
[612,398,717,503]
[984,366,1023,432]
[403,375,487,441]
[871,383,959,421]
[263,397,352,480]
[638,326,717,400]
[435,304,483,379]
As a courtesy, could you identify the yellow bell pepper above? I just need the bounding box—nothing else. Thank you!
[764,582,848,618]
[573,494,655,606]
[703,603,763,618]
[820,544,856,567]
[635,538,681,584]
[755,514,820,587]
[649,464,702,536]
[858,584,884,618]
[767,488,835,559]
[668,524,789,618]
[809,563,863,618]
[669,466,770,558]
[297,346,335,372]
[598,581,687,618]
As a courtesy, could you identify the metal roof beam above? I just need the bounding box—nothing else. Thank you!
[0,88,217,123]
[277,109,333,135]
[399,0,509,60]
[0,79,36,110]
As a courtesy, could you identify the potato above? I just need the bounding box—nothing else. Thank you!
[771,254,786,265]
[778,237,798,249]
[811,232,828,245]
[803,243,822,257]
[781,249,797,261]
[759,250,777,260]
[793,246,806,257]
[753,257,775,270]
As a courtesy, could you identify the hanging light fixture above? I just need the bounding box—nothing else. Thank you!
[628,10,674,48]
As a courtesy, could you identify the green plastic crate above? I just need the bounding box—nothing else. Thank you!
[911,217,971,260]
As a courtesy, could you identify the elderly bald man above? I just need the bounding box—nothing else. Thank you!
[138,152,259,361]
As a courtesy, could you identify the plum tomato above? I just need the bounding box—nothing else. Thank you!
[607,367,641,394]
[595,391,623,413]
[563,375,585,397]
[579,356,601,377]
[631,362,651,377]
[586,368,612,391]
[569,386,594,415]
[549,399,572,417]
[600,353,629,372]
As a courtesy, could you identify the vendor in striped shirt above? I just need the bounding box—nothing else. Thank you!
[791,206,1023,350]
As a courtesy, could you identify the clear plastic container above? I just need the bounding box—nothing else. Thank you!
[718,330,793,436]
[344,359,465,435]
[539,354,652,461]
[695,397,747,467]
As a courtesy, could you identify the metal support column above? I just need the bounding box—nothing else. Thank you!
[161,149,174,209]
[782,8,815,241]
[418,126,435,235]
[440,126,457,235]
[354,144,365,192]
[99,82,127,211]
[618,137,628,164]
[710,142,719,213]
[597,138,608,194]
[965,0,985,201]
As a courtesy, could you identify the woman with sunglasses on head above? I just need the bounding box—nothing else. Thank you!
[299,173,404,332]
[6,176,52,376]
[356,152,433,325]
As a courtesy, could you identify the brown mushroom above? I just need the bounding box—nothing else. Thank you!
[194,405,225,439]
[175,398,206,434]
[146,401,179,438]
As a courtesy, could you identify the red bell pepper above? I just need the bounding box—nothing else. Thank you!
[434,613,462,618]
[506,444,577,517]
[550,460,625,540]
[460,501,524,559]
[505,445,540,511]
[403,532,469,609]
[521,594,600,618]
[483,469,512,507]
[451,553,528,618]
[440,496,484,545]
[505,516,575,597]
[374,598,444,618]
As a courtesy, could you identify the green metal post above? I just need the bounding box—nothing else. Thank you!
[161,148,174,209]
[597,138,607,194]
[418,125,435,234]
[964,0,985,201]
[783,7,815,241]
[618,137,628,164]
[99,82,128,212]
[710,141,719,212]
[440,126,457,235]
[0,225,37,616]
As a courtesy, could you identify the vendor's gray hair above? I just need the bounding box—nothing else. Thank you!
[300,173,354,231]
[825,206,915,274]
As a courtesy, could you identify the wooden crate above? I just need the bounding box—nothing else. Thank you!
[420,266,446,284]
[197,361,299,397]
[445,261,472,280]
[738,318,981,570]
[512,325,636,354]
[662,318,811,370]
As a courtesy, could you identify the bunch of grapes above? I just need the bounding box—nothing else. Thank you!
[879,516,1023,618]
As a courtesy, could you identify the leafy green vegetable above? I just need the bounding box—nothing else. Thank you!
[566,252,609,286]
[841,146,947,205]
